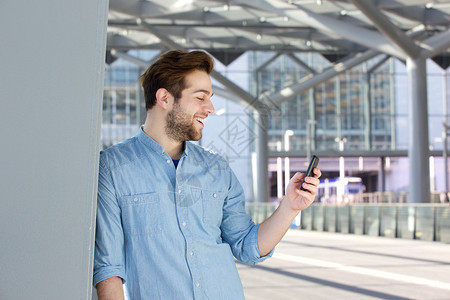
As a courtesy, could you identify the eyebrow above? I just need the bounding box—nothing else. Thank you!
[193,89,214,97]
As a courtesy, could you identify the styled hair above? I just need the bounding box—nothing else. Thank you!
[139,50,214,110]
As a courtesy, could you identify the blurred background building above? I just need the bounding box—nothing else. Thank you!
[101,50,450,203]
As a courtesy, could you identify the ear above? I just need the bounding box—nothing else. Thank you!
[155,88,172,110]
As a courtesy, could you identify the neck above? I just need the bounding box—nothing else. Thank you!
[142,122,184,160]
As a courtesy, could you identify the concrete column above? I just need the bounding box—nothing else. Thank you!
[254,109,270,203]
[0,0,108,298]
[407,57,430,203]
[444,70,449,201]
[335,77,342,142]
[309,89,317,151]
[308,53,316,151]
[379,157,386,192]
[390,59,397,150]
[363,63,372,149]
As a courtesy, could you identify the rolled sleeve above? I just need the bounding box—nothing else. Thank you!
[93,267,126,287]
[241,224,274,264]
[93,153,126,286]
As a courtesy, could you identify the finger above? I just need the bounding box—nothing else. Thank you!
[303,176,320,187]
[300,182,314,193]
[313,168,322,178]
[305,177,320,186]
[300,182,318,195]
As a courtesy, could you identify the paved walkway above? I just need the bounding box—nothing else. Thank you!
[237,230,450,300]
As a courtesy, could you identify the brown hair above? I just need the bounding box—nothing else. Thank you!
[139,50,214,110]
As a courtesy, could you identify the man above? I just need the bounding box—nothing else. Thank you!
[94,50,321,299]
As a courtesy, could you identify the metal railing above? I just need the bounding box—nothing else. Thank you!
[340,192,446,204]
[245,202,278,225]
[245,202,450,243]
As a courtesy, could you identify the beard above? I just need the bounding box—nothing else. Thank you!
[165,102,202,142]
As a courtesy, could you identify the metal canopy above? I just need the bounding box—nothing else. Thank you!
[107,0,450,66]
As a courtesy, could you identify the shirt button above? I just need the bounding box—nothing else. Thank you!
[178,189,182,194]
[166,159,171,164]
[133,198,138,202]
[196,282,200,287]
[213,193,217,198]
[190,251,194,256]
[182,221,187,227]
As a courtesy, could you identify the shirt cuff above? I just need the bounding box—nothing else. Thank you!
[93,267,126,287]
[245,224,275,264]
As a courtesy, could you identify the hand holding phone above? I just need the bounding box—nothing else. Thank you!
[300,155,319,191]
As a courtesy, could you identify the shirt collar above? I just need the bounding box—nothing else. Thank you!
[137,126,190,157]
[183,141,191,157]
[137,127,165,155]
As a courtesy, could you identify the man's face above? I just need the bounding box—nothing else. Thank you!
[165,70,215,142]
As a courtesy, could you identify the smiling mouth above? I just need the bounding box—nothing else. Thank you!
[195,117,205,124]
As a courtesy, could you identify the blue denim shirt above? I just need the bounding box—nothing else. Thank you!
[94,128,273,299]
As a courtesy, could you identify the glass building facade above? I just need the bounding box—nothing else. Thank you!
[102,64,144,149]
[249,52,395,153]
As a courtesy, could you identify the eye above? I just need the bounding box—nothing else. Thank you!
[196,97,204,101]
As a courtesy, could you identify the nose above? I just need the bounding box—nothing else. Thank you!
[204,98,215,115]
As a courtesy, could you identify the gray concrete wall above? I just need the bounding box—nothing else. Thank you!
[0,1,108,299]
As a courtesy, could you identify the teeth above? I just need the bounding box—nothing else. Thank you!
[195,118,204,123]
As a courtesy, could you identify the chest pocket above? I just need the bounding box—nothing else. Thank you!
[120,192,164,237]
[202,190,225,226]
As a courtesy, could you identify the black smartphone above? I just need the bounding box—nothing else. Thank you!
[300,155,319,191]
